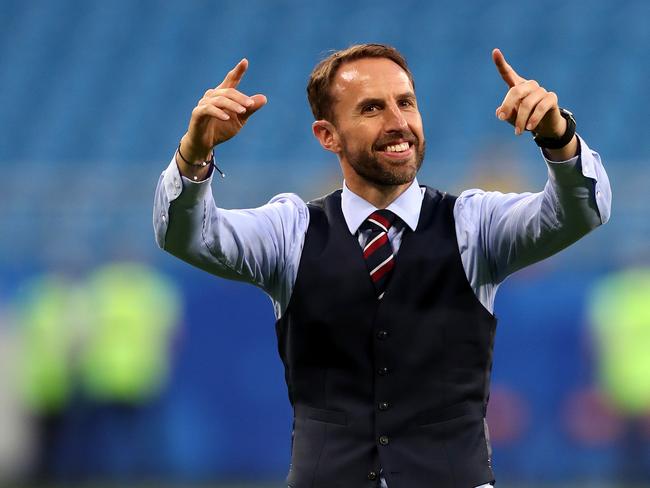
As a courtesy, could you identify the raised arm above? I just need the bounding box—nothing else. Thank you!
[456,137,611,288]
[153,60,307,313]
[456,50,611,298]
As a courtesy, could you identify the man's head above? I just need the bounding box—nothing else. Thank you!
[308,44,425,188]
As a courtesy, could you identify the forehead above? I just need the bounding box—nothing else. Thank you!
[331,57,414,105]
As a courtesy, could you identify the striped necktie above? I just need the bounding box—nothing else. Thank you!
[360,210,399,299]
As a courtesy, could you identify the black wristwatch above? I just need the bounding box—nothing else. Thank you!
[533,108,576,149]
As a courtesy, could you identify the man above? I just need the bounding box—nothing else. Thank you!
[153,44,611,488]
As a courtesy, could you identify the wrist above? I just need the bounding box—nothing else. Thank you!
[533,108,576,150]
[175,151,212,182]
[179,134,212,163]
[543,117,567,139]
[543,134,579,162]
[175,137,225,181]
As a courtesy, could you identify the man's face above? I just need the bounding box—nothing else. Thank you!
[329,57,425,186]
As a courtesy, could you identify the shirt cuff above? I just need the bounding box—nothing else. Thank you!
[543,134,611,224]
[160,155,214,207]
[541,135,582,185]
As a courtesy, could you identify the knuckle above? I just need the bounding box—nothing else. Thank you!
[513,85,527,96]
[527,79,539,88]
[536,101,549,113]
[227,88,243,100]
[539,101,553,113]
[520,98,534,111]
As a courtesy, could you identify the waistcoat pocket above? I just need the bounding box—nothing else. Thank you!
[415,401,480,426]
[295,404,348,426]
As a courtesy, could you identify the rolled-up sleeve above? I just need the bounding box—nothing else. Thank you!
[153,157,309,309]
[455,135,612,289]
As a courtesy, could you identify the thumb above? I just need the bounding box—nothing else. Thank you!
[241,93,268,120]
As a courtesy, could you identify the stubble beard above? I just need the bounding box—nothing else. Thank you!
[341,135,426,187]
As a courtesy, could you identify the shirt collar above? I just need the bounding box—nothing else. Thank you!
[341,177,424,234]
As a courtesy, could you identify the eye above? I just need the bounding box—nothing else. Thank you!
[362,104,379,114]
[399,98,415,108]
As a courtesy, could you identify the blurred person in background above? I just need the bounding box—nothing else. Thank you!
[13,263,181,481]
[586,267,650,480]
[0,306,35,485]
[153,44,611,487]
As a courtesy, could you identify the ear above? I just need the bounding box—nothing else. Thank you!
[312,120,341,154]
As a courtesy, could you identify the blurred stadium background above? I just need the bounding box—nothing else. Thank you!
[0,0,648,487]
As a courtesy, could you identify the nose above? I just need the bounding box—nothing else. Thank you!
[383,101,408,131]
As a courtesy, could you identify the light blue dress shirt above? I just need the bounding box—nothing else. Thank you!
[153,135,611,488]
[154,134,610,319]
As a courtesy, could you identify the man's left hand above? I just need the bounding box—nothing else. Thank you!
[492,48,578,160]
[492,48,566,138]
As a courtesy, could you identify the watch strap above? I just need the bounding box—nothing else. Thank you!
[533,108,576,149]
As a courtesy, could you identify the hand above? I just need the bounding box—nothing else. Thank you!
[492,48,565,139]
[181,58,267,162]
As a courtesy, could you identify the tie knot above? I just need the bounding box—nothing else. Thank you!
[361,209,397,233]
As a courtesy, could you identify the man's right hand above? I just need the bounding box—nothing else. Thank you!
[179,58,267,167]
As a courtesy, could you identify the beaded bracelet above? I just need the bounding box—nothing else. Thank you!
[177,143,225,179]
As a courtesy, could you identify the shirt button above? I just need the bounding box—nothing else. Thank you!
[161,213,167,223]
[378,402,390,411]
[376,330,389,340]
[596,190,601,197]
[367,471,378,481]
[379,435,389,446]
[377,367,389,376]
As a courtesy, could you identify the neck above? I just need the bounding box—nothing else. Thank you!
[344,175,413,209]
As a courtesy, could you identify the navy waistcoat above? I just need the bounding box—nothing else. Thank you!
[275,187,497,488]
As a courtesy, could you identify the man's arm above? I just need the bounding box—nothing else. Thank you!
[153,157,308,312]
[455,134,611,287]
[453,50,611,307]
[153,59,308,315]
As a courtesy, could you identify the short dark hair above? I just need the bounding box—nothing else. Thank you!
[306,43,414,122]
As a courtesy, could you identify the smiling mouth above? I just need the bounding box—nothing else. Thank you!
[377,141,414,159]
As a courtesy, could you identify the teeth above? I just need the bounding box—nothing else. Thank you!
[385,142,410,153]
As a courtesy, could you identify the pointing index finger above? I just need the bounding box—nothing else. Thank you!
[219,58,249,89]
[492,48,525,88]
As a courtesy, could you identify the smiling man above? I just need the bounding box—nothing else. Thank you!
[153,44,611,488]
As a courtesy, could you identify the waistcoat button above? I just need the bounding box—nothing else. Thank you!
[367,470,378,481]
[379,435,389,446]
[378,402,390,411]
[376,330,389,340]
[377,367,389,376]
